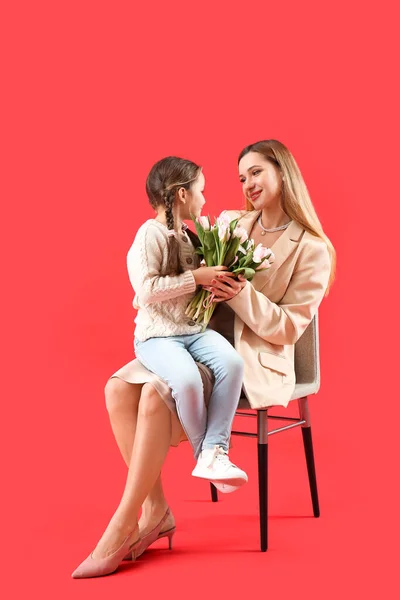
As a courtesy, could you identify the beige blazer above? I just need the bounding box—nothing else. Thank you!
[216,209,331,409]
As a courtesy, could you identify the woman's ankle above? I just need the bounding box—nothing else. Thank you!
[109,509,139,534]
[141,500,169,520]
[139,505,175,536]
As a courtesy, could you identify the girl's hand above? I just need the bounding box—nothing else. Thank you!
[192,266,235,286]
[203,274,247,302]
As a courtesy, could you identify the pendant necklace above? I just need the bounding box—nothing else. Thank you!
[257,216,292,236]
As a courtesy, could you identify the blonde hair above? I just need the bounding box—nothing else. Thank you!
[239,140,336,293]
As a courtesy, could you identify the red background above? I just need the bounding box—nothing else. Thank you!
[1,1,398,598]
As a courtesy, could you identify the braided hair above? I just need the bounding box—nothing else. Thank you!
[146,157,201,276]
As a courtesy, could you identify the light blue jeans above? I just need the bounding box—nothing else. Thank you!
[134,330,244,458]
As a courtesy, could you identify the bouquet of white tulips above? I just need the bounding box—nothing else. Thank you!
[185,212,275,330]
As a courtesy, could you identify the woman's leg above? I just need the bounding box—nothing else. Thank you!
[92,383,172,558]
[105,377,141,464]
[105,378,175,535]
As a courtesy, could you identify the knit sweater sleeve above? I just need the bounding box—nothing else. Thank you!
[127,222,196,305]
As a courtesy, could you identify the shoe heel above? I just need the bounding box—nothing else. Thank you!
[167,529,175,550]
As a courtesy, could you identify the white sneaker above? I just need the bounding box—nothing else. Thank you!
[192,445,248,487]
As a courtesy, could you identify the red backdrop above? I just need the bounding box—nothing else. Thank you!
[1,1,398,598]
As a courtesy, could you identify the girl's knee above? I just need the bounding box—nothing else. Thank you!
[226,351,244,373]
[173,374,203,406]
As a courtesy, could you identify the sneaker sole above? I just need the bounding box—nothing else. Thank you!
[191,472,248,486]
[213,482,240,494]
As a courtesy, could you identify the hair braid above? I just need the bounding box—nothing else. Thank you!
[163,189,176,232]
[163,187,183,275]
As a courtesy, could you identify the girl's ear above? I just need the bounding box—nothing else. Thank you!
[177,187,187,204]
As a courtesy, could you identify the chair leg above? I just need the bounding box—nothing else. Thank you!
[210,482,219,502]
[301,426,320,517]
[257,410,268,552]
[298,396,320,518]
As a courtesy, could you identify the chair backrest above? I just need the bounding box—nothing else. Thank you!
[294,313,320,388]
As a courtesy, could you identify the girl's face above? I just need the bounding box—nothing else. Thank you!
[238,152,283,210]
[180,171,206,219]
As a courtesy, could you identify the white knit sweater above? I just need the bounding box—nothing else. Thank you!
[127,219,203,342]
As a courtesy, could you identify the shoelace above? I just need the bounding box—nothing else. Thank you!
[207,446,237,471]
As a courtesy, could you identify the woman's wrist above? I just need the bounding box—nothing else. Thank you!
[226,282,246,302]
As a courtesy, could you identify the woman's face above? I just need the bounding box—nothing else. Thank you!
[181,171,206,219]
[238,152,283,210]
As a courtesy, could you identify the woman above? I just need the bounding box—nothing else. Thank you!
[72,139,335,578]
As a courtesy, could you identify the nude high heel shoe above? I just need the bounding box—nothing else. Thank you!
[124,508,175,561]
[72,531,141,579]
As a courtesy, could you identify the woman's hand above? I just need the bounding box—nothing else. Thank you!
[203,273,247,303]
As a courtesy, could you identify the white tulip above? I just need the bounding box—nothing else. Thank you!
[256,258,271,270]
[197,216,210,230]
[252,243,271,263]
[218,223,229,242]
[217,214,231,242]
[233,226,248,243]
[218,211,231,226]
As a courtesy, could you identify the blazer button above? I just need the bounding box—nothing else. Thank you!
[186,257,193,264]
[188,320,196,326]
[181,235,188,242]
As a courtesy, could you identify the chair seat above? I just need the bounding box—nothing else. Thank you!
[238,382,319,410]
[290,381,319,400]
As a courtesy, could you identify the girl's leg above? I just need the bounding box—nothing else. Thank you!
[92,383,172,558]
[188,330,244,452]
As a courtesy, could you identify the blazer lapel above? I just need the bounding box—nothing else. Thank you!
[236,210,260,237]
[237,211,304,292]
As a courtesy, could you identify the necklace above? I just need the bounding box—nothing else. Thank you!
[257,215,292,236]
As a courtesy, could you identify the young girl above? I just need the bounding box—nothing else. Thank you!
[130,156,248,487]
